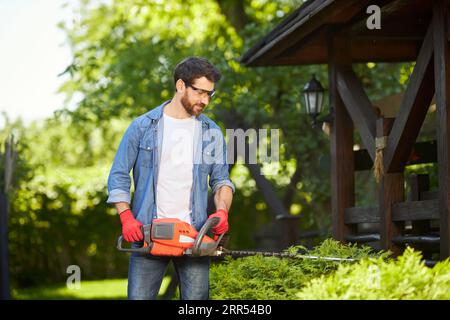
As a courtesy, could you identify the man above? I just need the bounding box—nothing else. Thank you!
[107,56,234,300]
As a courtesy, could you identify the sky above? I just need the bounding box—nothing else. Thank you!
[0,0,74,127]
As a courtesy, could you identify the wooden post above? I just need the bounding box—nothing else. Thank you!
[378,117,404,256]
[275,215,301,248]
[380,174,405,256]
[410,174,430,202]
[0,135,15,300]
[0,192,10,300]
[409,174,433,259]
[328,33,355,241]
[433,0,450,259]
[409,174,431,235]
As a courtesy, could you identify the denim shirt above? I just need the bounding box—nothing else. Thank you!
[106,100,235,231]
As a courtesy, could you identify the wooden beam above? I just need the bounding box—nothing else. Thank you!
[392,199,439,222]
[321,140,438,172]
[355,20,427,41]
[354,140,438,171]
[421,191,439,200]
[392,234,440,253]
[351,40,421,62]
[272,40,421,66]
[433,0,450,259]
[328,34,356,241]
[345,206,379,224]
[344,200,440,225]
[336,65,377,160]
[345,233,380,243]
[384,23,435,173]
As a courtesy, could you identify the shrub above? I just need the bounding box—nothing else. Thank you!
[296,247,450,300]
[8,166,129,288]
[210,239,389,300]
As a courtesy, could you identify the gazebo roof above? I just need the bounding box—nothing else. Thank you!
[240,0,440,67]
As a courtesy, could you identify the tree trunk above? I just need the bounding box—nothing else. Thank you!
[216,0,250,33]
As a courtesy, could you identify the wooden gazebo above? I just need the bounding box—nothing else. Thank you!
[241,0,450,261]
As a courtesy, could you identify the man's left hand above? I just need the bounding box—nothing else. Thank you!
[208,209,228,235]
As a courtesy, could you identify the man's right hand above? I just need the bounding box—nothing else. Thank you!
[119,209,143,242]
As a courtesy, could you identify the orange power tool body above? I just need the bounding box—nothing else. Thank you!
[117,217,223,257]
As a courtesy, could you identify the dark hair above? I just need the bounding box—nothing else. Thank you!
[173,57,221,87]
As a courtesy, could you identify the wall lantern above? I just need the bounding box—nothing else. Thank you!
[302,75,328,128]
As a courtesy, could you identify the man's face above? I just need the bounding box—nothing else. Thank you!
[180,76,214,117]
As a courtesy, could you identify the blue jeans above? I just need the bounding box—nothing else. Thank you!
[128,252,210,300]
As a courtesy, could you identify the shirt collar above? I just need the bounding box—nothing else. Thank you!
[146,100,209,126]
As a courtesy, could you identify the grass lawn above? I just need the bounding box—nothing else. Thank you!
[13,277,172,300]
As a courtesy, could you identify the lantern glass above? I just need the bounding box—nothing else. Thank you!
[303,92,311,114]
[302,75,325,117]
[303,90,324,115]
[315,91,324,114]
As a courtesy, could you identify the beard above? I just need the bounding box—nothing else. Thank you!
[181,93,205,117]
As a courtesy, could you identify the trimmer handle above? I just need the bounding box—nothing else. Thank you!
[117,224,152,253]
[192,217,224,257]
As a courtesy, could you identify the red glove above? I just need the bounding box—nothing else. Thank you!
[119,209,143,242]
[208,209,229,235]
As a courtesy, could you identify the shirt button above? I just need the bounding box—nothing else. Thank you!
[147,147,151,150]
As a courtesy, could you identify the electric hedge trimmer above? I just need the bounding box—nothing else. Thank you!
[117,217,357,262]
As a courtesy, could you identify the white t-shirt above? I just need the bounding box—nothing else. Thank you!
[156,113,196,224]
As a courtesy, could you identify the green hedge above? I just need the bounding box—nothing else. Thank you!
[211,240,450,300]
[210,239,389,300]
[297,247,450,300]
